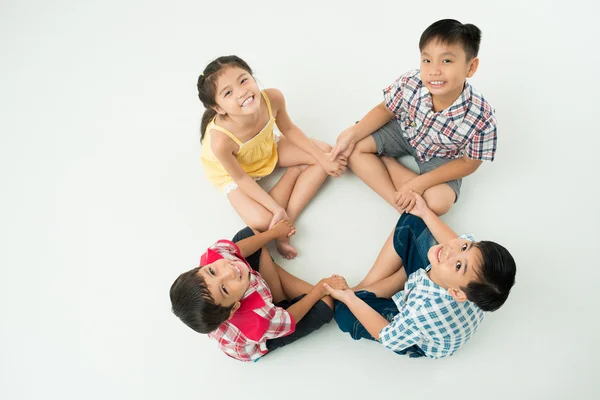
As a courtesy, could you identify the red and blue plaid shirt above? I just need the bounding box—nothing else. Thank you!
[204,240,295,362]
[383,69,497,162]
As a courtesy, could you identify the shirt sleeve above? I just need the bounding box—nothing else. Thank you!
[379,302,421,352]
[465,114,497,161]
[217,337,260,362]
[383,71,412,117]
[260,306,296,341]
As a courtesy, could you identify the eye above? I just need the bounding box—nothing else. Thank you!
[224,90,232,97]
[221,285,229,295]
[461,243,468,251]
[442,59,452,64]
[241,78,248,84]
[455,261,462,271]
[208,267,216,276]
[422,59,430,64]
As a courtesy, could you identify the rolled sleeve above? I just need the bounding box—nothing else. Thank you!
[260,307,296,341]
[466,115,497,161]
[383,72,411,117]
[379,307,421,352]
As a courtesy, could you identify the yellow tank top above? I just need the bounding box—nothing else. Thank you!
[201,91,278,190]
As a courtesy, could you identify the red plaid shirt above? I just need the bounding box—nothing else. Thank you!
[203,240,295,362]
[383,69,497,162]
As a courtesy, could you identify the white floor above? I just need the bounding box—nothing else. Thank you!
[1,1,599,399]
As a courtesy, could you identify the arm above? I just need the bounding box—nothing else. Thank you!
[407,154,482,194]
[409,192,458,243]
[321,286,389,340]
[266,89,325,162]
[236,220,294,258]
[286,275,348,323]
[285,287,324,323]
[211,131,282,213]
[347,101,395,143]
[331,102,394,159]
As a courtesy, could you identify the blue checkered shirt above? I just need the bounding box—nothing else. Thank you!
[383,70,497,162]
[379,234,485,359]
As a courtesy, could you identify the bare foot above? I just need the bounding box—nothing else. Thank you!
[276,240,298,260]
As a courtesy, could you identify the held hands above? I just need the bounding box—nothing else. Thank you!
[269,208,289,230]
[322,276,355,303]
[394,178,426,214]
[406,191,431,219]
[331,127,356,161]
[315,274,349,297]
[321,153,348,177]
[269,218,296,241]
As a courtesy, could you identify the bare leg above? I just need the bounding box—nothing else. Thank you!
[347,136,400,210]
[227,165,305,232]
[275,264,334,310]
[256,248,286,303]
[380,156,417,190]
[353,228,404,291]
[360,269,407,299]
[275,136,331,259]
[381,156,456,216]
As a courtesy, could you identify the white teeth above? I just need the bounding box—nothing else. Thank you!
[241,96,254,107]
[430,81,444,85]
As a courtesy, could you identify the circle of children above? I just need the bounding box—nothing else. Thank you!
[170,19,517,362]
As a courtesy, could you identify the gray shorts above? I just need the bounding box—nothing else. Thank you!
[372,120,462,202]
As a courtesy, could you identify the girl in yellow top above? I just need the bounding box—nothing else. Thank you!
[198,56,348,259]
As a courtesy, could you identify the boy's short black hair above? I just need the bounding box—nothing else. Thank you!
[170,267,234,334]
[463,241,516,312]
[419,19,482,60]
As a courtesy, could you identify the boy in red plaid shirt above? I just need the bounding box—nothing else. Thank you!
[331,19,497,216]
[170,220,347,362]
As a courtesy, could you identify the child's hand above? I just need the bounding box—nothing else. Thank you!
[320,154,347,177]
[407,191,430,218]
[269,219,296,241]
[331,128,356,161]
[269,208,289,230]
[314,274,347,296]
[394,178,425,213]
[322,278,355,303]
[323,274,349,291]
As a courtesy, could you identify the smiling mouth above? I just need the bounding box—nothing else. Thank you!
[436,246,443,262]
[241,95,254,107]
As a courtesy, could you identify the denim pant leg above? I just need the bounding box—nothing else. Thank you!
[393,214,437,277]
[334,291,400,342]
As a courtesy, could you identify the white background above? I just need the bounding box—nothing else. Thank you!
[1,0,599,399]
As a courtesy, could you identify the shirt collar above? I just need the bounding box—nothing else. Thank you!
[417,77,472,124]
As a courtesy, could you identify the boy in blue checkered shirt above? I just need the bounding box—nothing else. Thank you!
[324,192,516,359]
[331,19,496,216]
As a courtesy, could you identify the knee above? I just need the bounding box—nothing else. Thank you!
[423,188,455,216]
[288,164,308,173]
[246,214,271,232]
[321,296,334,310]
[313,140,332,153]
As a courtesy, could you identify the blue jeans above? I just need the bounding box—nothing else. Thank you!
[334,214,436,355]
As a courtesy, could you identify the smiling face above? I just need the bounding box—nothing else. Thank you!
[197,258,251,307]
[420,39,479,110]
[212,66,261,117]
[427,237,483,301]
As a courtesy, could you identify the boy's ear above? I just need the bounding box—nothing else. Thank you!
[466,57,479,78]
[448,287,468,302]
[227,302,241,319]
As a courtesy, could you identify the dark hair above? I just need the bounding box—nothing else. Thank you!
[419,19,482,61]
[462,241,516,312]
[197,55,254,142]
[170,266,234,334]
